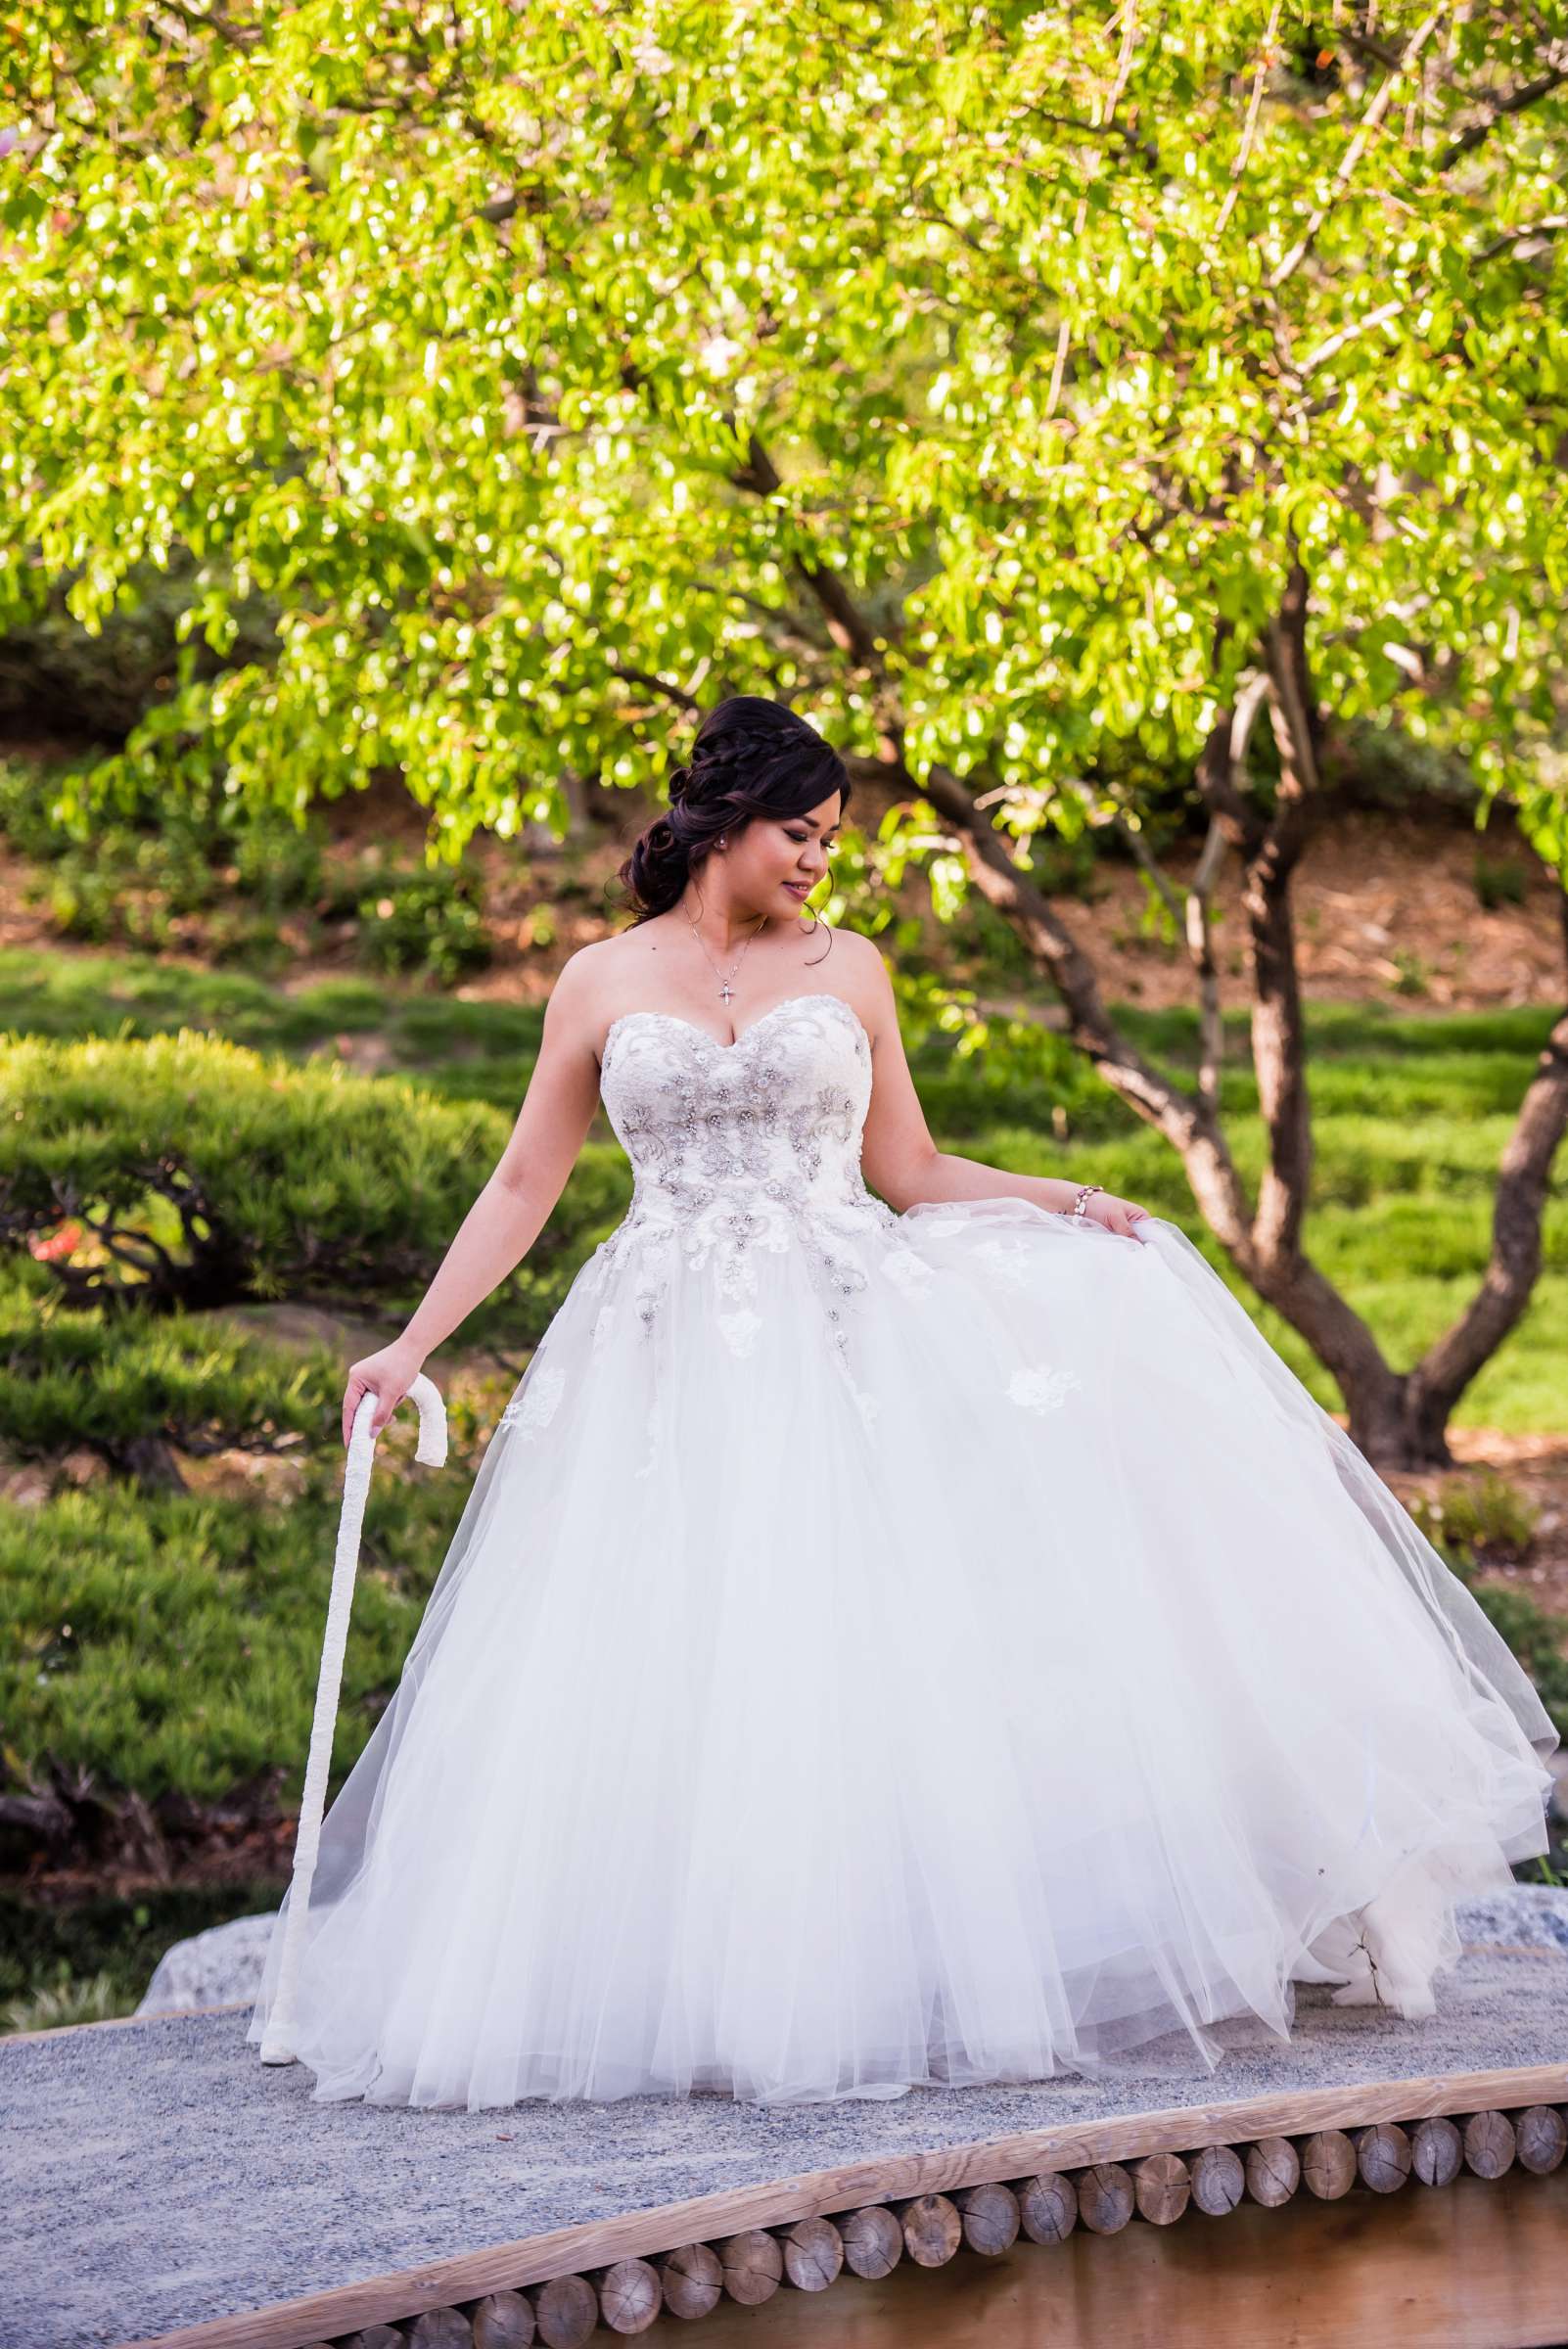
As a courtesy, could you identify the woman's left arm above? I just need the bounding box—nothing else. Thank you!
[853,947,1152,1241]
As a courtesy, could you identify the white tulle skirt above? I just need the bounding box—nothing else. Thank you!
[245,1203,1557,2108]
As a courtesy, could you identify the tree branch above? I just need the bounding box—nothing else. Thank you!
[732,435,883,667]
[1435,38,1568,169]
[1207,0,1284,254]
[1268,11,1445,291]
[1179,669,1272,1111]
[1045,5,1142,420]
[1244,562,1323,1263]
[603,660,703,714]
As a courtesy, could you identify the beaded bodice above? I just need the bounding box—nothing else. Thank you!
[588,991,905,1364]
[495,990,1080,1448]
[599,992,885,1230]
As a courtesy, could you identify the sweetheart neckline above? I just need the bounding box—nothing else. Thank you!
[600,990,870,1072]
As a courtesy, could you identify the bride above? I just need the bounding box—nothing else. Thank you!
[246,693,1558,2110]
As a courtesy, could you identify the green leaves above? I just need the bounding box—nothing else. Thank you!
[1,0,1564,849]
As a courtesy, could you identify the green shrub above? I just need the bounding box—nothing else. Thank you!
[891,970,1111,1139]
[1451,1567,1568,1742]
[0,1255,338,1486]
[354,864,493,983]
[0,1454,471,1806]
[2,1963,125,2033]
[1,755,330,957]
[1,1031,632,1349]
[0,754,500,979]
[1473,853,1530,911]
[1407,1469,1541,1565]
[0,755,95,860]
[0,1030,533,1316]
[0,1882,290,2026]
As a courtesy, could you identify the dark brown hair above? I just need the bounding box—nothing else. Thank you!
[617,695,851,924]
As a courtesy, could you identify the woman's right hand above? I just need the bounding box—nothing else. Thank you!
[342,1340,428,1448]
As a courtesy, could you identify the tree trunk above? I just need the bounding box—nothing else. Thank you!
[1336,1363,1458,1470]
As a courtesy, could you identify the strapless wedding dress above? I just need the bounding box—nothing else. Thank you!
[246,990,1557,2108]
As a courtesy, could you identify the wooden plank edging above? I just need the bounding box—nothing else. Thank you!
[111,2060,1568,2349]
[0,1996,259,2048]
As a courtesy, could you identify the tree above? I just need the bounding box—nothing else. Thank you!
[4,0,1567,1461]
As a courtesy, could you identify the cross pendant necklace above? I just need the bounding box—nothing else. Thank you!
[688,911,766,1002]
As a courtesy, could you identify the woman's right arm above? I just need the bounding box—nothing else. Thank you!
[342,952,609,1443]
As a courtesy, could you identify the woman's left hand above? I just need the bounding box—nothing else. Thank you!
[1082,1189,1154,1241]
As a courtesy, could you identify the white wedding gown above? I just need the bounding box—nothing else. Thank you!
[246,990,1558,2108]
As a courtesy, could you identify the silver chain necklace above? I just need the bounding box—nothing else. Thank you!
[686,908,767,1004]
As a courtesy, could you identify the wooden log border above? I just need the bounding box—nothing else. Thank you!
[118,2062,1568,2349]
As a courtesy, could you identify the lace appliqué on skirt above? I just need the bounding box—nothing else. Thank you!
[1007,1363,1084,1413]
[498,1362,567,1439]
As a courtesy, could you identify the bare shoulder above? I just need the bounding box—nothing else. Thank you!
[813,924,886,985]
[812,926,897,1041]
[545,935,657,1058]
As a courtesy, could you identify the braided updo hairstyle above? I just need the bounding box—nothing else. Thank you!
[617,695,851,927]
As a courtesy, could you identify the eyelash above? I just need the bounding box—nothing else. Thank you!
[788,830,837,844]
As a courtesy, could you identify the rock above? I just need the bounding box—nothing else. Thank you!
[58,1447,108,1489]
[1454,1885,1568,1953]
[135,1912,276,2016]
[0,1464,52,1508]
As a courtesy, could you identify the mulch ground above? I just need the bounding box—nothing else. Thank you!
[3,759,1563,1017]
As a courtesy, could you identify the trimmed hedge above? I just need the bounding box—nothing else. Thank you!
[0,1436,474,1811]
[0,1256,338,1488]
[0,1029,630,1341]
